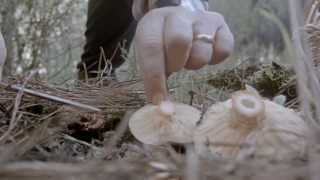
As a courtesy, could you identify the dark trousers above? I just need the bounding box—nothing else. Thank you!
[78,0,137,79]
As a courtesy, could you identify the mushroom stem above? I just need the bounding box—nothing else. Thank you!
[159,101,175,116]
[231,93,265,128]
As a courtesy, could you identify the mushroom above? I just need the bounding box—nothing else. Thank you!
[129,101,201,145]
[0,31,6,81]
[194,86,309,160]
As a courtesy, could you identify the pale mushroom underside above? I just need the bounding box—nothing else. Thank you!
[129,102,201,145]
[194,98,308,160]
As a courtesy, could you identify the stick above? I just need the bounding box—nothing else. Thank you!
[62,134,103,152]
[0,82,101,112]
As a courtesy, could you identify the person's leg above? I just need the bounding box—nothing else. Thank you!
[78,0,136,79]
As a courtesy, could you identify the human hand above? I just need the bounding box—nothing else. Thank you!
[134,6,234,104]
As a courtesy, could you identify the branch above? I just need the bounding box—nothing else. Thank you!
[0,82,101,112]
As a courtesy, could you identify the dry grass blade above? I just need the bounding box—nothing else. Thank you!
[0,161,154,180]
[0,78,145,115]
[0,157,310,180]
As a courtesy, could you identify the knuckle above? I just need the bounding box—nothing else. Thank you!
[136,34,162,50]
[143,38,162,49]
[169,33,192,47]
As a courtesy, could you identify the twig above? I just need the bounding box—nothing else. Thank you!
[0,82,101,112]
[104,110,132,154]
[0,72,34,143]
[62,134,103,153]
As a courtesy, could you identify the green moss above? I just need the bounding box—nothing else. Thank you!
[208,61,293,98]
[207,62,260,91]
[250,64,291,98]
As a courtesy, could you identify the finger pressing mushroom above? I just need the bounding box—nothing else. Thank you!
[194,86,308,160]
[134,10,169,104]
[129,101,201,145]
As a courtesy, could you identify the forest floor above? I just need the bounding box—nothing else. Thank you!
[0,61,318,180]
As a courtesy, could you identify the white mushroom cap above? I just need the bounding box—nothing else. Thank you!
[129,101,201,145]
[194,88,308,160]
[253,100,308,160]
[194,98,257,158]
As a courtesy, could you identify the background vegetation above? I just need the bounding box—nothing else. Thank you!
[0,0,293,83]
[0,0,87,83]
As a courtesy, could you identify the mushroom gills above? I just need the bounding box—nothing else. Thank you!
[129,102,201,145]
